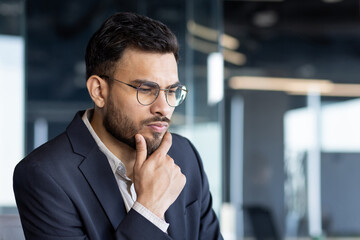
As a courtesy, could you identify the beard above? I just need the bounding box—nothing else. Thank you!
[103,94,170,155]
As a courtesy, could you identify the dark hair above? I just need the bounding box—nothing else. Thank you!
[85,12,179,80]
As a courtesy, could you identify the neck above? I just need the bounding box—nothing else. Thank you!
[90,109,136,179]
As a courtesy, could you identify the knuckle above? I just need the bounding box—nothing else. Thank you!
[174,164,180,171]
[179,174,186,187]
[165,155,174,164]
[170,158,175,165]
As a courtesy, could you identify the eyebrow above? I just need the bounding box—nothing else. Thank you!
[130,79,182,88]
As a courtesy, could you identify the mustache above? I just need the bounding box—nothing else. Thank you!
[141,116,171,125]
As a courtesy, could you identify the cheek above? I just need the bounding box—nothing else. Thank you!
[110,91,140,115]
[122,103,147,124]
[167,108,175,119]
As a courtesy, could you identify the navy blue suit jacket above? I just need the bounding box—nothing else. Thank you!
[13,111,223,240]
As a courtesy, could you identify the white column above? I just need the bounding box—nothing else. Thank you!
[207,52,224,105]
[0,35,25,206]
[230,96,244,239]
[34,118,48,149]
[306,90,322,237]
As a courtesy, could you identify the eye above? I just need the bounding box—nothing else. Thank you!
[168,88,178,95]
[138,86,152,93]
[138,83,158,95]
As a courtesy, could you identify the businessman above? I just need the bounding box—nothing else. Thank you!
[13,12,223,240]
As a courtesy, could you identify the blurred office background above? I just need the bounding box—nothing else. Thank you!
[2,0,360,239]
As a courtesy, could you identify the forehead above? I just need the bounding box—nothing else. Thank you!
[114,48,179,85]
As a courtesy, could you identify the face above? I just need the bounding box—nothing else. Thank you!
[102,48,178,155]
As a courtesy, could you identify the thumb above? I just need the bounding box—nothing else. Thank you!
[135,134,147,169]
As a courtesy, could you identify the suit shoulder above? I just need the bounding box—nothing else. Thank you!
[171,133,193,148]
[16,132,75,171]
[169,133,201,166]
[26,131,69,156]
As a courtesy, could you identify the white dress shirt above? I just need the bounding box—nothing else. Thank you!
[82,109,169,232]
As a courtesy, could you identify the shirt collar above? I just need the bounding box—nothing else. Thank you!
[82,109,130,180]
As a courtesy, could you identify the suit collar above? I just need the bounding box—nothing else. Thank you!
[66,111,126,230]
[66,110,95,157]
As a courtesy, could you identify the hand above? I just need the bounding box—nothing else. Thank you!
[133,132,186,219]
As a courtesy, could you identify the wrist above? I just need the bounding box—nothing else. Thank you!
[136,198,165,219]
[132,202,169,233]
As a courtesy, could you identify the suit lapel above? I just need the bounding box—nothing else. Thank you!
[79,148,126,230]
[67,111,126,230]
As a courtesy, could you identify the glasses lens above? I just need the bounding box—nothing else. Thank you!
[137,82,188,107]
[137,82,159,105]
[167,85,187,107]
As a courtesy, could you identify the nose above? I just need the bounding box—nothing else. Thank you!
[149,90,173,117]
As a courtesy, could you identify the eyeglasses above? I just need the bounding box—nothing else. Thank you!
[99,75,188,107]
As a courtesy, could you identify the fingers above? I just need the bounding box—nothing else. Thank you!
[135,132,172,169]
[154,131,172,156]
[135,134,147,168]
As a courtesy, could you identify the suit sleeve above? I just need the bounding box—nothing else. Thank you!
[115,209,171,239]
[13,161,172,240]
[187,140,223,240]
[13,161,88,240]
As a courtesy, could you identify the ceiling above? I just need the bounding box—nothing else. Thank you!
[224,0,360,37]
[223,0,360,85]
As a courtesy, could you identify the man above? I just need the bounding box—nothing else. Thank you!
[13,12,223,240]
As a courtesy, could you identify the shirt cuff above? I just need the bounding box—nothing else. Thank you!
[132,201,169,233]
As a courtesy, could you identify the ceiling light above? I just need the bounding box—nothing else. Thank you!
[187,20,240,50]
[253,10,278,28]
[229,76,360,97]
[187,36,246,66]
[322,0,343,3]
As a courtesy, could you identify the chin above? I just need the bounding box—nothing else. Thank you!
[142,128,166,138]
[143,134,163,156]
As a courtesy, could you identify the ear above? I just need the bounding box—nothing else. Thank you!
[86,75,109,108]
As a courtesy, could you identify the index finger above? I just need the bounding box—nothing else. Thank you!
[135,134,147,168]
[153,131,172,155]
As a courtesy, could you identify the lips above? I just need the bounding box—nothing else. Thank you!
[147,122,168,132]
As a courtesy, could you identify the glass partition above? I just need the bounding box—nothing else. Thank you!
[0,0,25,214]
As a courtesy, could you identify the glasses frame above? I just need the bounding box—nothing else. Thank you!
[99,75,188,107]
